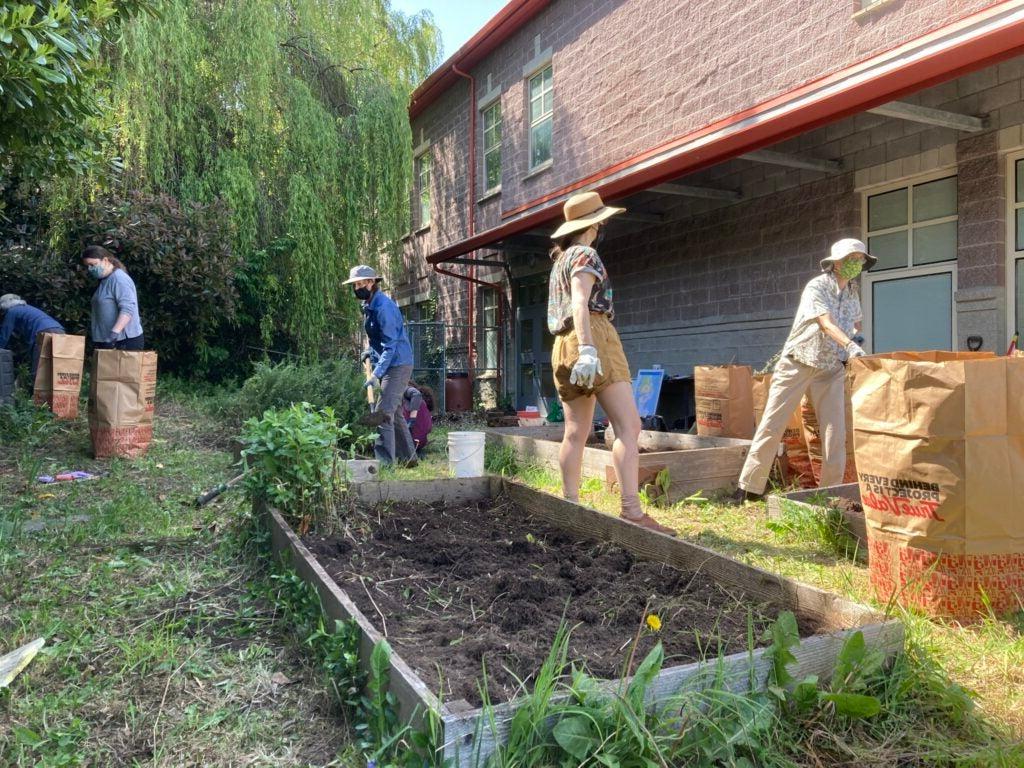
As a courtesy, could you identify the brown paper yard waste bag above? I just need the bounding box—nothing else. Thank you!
[695,365,755,439]
[88,350,158,458]
[32,333,85,420]
[752,373,812,485]
[849,350,1024,620]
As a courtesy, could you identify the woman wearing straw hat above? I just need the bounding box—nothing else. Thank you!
[732,238,875,503]
[344,264,417,467]
[548,192,675,535]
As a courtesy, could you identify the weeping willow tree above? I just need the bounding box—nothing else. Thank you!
[99,0,439,357]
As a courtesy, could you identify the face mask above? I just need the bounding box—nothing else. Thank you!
[353,286,372,301]
[837,259,863,280]
[594,226,606,247]
[87,264,106,280]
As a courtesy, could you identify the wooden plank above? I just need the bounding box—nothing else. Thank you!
[501,480,883,629]
[0,638,45,688]
[264,503,441,729]
[339,459,380,483]
[349,477,492,506]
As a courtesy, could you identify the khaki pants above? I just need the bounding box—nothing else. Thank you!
[738,355,846,495]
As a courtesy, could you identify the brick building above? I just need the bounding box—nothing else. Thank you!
[395,0,1024,410]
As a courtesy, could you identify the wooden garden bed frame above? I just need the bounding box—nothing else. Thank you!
[263,476,901,767]
[484,425,751,501]
[766,483,866,545]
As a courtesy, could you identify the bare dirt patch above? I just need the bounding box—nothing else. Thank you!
[305,495,822,706]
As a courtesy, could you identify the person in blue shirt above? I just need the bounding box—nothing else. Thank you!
[81,245,145,350]
[0,294,65,380]
[344,265,417,467]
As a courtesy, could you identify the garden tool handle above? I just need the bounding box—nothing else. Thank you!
[363,359,375,406]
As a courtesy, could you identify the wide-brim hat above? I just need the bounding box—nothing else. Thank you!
[551,191,625,240]
[821,238,877,272]
[343,265,383,285]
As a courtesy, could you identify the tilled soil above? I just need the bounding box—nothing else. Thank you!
[830,496,864,514]
[305,496,821,706]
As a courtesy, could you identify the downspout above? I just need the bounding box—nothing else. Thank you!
[452,64,477,376]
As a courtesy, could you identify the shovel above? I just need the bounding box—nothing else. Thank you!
[358,358,387,428]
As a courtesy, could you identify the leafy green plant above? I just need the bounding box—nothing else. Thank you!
[484,444,520,477]
[240,402,344,532]
[765,495,860,561]
[0,398,57,446]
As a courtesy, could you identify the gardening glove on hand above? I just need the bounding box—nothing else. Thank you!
[360,349,374,364]
[569,345,603,389]
[844,340,866,358]
[364,375,381,390]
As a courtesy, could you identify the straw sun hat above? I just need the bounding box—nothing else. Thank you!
[550,191,625,239]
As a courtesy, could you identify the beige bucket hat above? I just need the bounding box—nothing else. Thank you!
[821,238,877,272]
[550,191,625,239]
[343,265,383,285]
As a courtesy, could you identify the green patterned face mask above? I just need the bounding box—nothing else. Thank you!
[837,259,863,280]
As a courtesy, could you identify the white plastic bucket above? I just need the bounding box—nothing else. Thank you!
[447,431,486,478]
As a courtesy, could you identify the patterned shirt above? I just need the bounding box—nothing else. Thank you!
[782,272,862,370]
[547,245,614,335]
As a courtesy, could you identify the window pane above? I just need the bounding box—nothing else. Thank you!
[913,176,956,222]
[868,188,908,231]
[872,273,953,352]
[1017,159,1024,204]
[1017,208,1024,252]
[530,96,543,123]
[1016,260,1024,336]
[867,231,907,271]
[543,66,552,90]
[912,220,957,265]
[543,91,553,116]
[485,151,501,189]
[529,73,542,100]
[531,117,551,167]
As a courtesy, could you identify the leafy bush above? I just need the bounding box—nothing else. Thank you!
[234,359,371,446]
[0,398,57,447]
[241,403,345,533]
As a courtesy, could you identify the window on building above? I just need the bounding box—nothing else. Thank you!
[478,288,499,373]
[528,65,553,170]
[482,101,502,193]
[862,173,958,353]
[416,151,431,227]
[1009,154,1024,340]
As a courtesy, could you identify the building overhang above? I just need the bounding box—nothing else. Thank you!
[428,0,1024,266]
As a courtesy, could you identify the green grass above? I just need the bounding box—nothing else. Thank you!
[0,391,361,767]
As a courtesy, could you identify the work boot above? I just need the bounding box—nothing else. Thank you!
[402,456,419,469]
[726,487,764,505]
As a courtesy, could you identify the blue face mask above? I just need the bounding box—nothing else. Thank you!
[88,264,106,280]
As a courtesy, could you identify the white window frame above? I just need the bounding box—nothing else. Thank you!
[481,100,502,196]
[415,150,431,229]
[860,168,958,353]
[1005,149,1024,342]
[527,65,553,172]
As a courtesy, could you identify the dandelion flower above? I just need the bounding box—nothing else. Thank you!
[646,614,662,632]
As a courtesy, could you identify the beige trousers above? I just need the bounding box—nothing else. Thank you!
[738,355,846,495]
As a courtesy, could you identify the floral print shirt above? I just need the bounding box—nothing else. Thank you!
[782,272,862,370]
[547,245,614,335]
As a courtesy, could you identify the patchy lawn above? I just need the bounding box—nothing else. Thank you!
[0,395,359,767]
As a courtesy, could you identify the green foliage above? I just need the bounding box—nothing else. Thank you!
[0,0,150,179]
[484,444,521,477]
[765,496,861,561]
[234,359,371,447]
[240,402,344,530]
[0,398,56,446]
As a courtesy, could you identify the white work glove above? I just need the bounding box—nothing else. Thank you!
[364,374,381,390]
[845,340,866,358]
[570,344,603,389]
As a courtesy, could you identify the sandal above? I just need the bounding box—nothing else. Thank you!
[619,511,677,537]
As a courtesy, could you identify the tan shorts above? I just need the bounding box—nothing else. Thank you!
[552,313,632,401]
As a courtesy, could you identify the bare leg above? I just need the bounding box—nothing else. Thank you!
[559,394,597,502]
[595,381,641,514]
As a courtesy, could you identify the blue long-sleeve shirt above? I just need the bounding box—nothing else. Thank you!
[0,304,64,351]
[363,290,413,378]
[90,269,143,342]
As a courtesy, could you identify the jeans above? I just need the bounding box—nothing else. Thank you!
[93,334,145,351]
[374,364,416,465]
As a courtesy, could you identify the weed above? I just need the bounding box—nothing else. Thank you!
[484,444,520,476]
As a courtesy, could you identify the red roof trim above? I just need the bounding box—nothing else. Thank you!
[409,0,551,121]
[427,0,1024,265]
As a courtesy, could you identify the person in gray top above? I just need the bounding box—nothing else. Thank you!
[81,246,144,350]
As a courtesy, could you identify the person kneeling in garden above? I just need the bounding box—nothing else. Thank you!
[345,265,417,467]
[403,381,434,456]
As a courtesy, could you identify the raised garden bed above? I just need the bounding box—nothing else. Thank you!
[484,425,750,501]
[264,477,901,767]
[766,483,866,545]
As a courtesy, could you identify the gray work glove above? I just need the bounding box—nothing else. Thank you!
[570,344,603,389]
[845,340,866,358]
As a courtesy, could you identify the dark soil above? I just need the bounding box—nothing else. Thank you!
[830,496,864,514]
[304,496,822,706]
